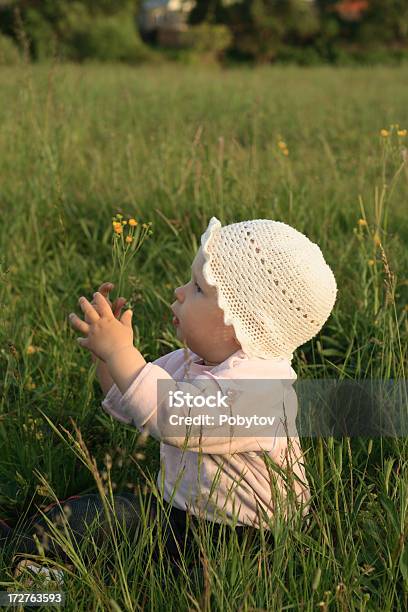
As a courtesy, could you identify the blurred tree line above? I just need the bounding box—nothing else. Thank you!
[0,0,151,63]
[0,0,407,65]
[189,0,408,64]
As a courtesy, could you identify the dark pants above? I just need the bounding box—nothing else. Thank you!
[3,493,269,577]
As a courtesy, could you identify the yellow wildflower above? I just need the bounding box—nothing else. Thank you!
[368,259,375,266]
[110,216,152,301]
[358,219,367,227]
[380,129,390,137]
[373,232,381,246]
[27,345,37,354]
[397,129,407,137]
[282,148,289,156]
[278,141,287,150]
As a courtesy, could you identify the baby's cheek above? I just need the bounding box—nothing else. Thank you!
[207,319,235,342]
[213,308,234,331]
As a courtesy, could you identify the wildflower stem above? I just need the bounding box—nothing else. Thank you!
[111,217,152,308]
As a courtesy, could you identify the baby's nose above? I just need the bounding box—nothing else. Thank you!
[174,286,183,301]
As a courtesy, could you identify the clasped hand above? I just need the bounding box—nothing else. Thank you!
[68,292,134,363]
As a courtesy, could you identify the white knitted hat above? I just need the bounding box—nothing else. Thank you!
[200,217,337,361]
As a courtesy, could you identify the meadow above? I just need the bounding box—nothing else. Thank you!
[0,61,407,610]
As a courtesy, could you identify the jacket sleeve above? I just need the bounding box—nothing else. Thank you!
[102,361,292,454]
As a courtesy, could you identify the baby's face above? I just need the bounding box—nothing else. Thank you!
[171,246,241,366]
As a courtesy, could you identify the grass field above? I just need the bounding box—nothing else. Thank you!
[0,61,407,610]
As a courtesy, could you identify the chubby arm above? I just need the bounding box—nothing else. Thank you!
[105,345,147,395]
[101,350,176,423]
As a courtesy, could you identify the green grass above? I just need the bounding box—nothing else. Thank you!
[0,61,407,610]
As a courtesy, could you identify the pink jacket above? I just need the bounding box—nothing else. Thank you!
[102,347,311,528]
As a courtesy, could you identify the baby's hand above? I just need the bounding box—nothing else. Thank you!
[69,293,133,363]
[86,283,127,363]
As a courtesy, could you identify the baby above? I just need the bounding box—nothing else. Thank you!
[74,216,337,528]
[3,216,337,579]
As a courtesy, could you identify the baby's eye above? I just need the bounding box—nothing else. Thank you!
[194,282,202,293]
